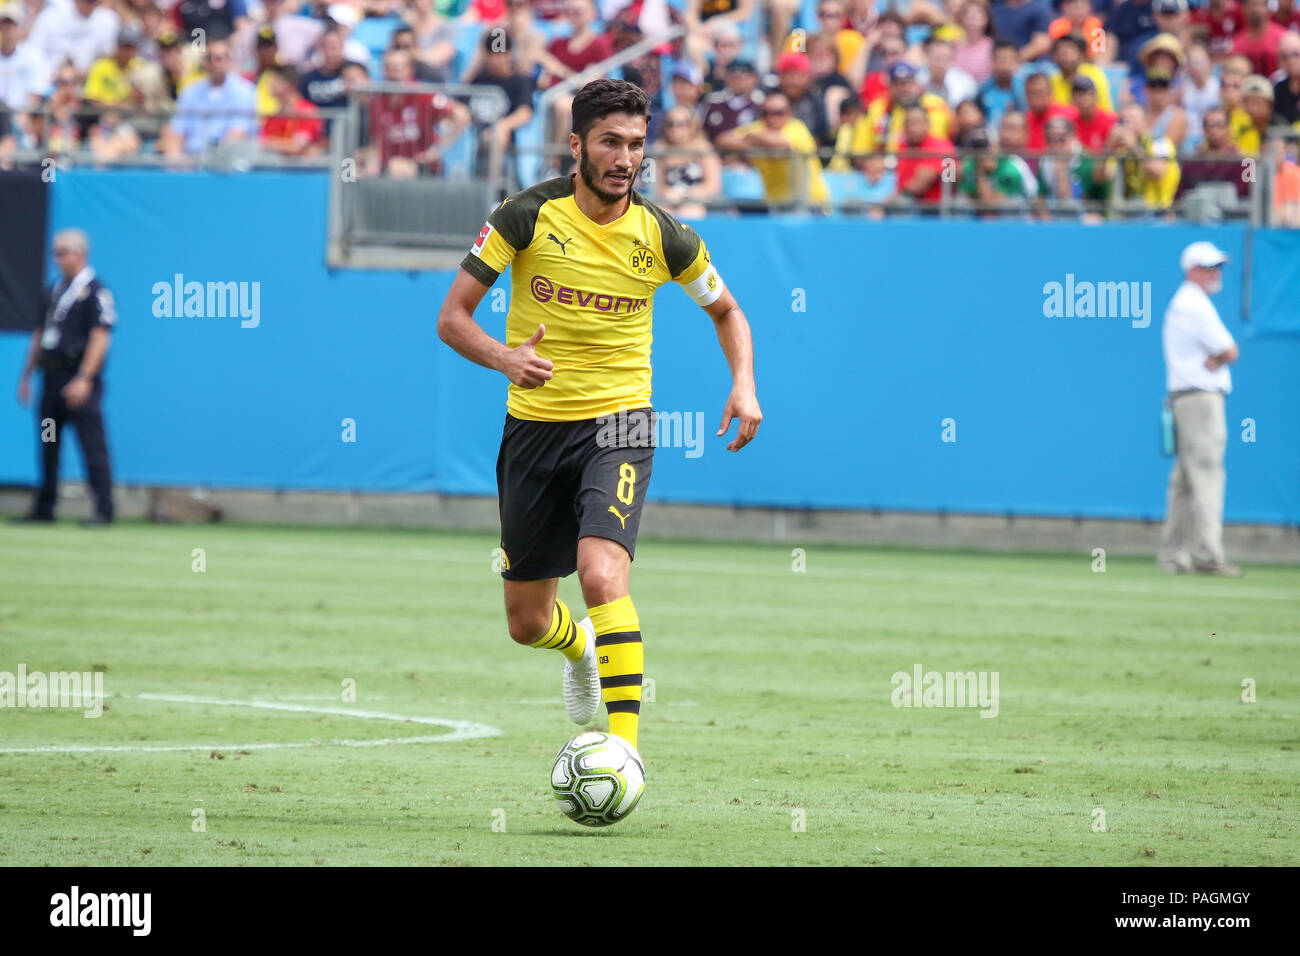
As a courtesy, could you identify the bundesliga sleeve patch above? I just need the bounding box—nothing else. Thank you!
[682,263,724,307]
[470,222,495,258]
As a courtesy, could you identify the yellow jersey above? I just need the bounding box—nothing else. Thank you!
[84,56,141,105]
[729,117,830,206]
[460,175,722,422]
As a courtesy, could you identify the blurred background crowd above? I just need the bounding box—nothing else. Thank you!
[1,0,1298,219]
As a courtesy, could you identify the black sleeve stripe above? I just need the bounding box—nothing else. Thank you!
[635,193,702,279]
[459,253,499,287]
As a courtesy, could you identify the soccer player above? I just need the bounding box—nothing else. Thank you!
[436,79,762,758]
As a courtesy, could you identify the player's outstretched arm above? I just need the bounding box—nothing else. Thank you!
[437,268,554,388]
[704,289,762,452]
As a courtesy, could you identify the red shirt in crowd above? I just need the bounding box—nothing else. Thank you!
[545,32,615,85]
[1026,102,1079,150]
[370,90,454,171]
[1189,2,1246,58]
[859,71,889,110]
[1231,21,1288,77]
[261,96,324,148]
[1074,107,1116,151]
[895,134,955,202]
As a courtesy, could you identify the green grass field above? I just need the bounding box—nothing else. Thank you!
[1,521,1296,866]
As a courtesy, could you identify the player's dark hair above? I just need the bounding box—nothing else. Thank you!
[571,78,651,140]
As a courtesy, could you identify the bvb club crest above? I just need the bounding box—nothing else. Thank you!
[629,245,654,276]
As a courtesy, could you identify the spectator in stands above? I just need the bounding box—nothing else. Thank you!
[1152,0,1193,52]
[805,0,866,77]
[976,40,1024,128]
[540,0,612,89]
[255,0,324,69]
[685,0,755,42]
[260,64,325,156]
[920,33,976,107]
[1050,33,1113,113]
[699,57,762,146]
[1036,115,1110,217]
[159,38,257,155]
[1220,54,1251,139]
[1070,74,1116,150]
[176,0,241,44]
[1050,0,1108,63]
[36,61,88,153]
[366,48,467,175]
[700,22,742,94]
[156,30,188,104]
[389,27,444,82]
[959,123,1037,211]
[402,0,457,80]
[669,60,705,115]
[1272,32,1300,130]
[1231,0,1285,77]
[1107,0,1159,73]
[1133,31,1185,101]
[246,26,282,116]
[28,0,120,79]
[466,28,533,189]
[715,90,830,208]
[952,1,995,84]
[1181,41,1219,135]
[299,28,356,110]
[314,4,373,70]
[807,32,853,138]
[769,51,831,147]
[1105,101,1180,208]
[850,62,951,154]
[88,104,140,157]
[647,103,721,218]
[1,4,48,118]
[852,29,907,111]
[1235,73,1274,154]
[1273,130,1300,225]
[991,0,1053,64]
[952,96,987,146]
[1176,106,1248,199]
[1024,70,1077,150]
[461,0,546,81]
[1274,0,1300,29]
[1188,0,1243,61]
[998,107,1029,154]
[83,25,142,109]
[1143,66,1187,150]
[893,102,953,204]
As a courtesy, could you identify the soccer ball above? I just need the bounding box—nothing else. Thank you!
[550,732,645,827]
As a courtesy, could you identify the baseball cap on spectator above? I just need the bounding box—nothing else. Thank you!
[158,29,179,49]
[726,58,757,75]
[1180,241,1228,272]
[1071,75,1095,93]
[777,52,811,74]
[1145,66,1174,88]
[1139,33,1186,68]
[0,3,24,25]
[256,25,277,47]
[327,3,360,29]
[1153,0,1188,12]
[671,61,703,85]
[117,26,143,47]
[1241,75,1274,100]
[889,62,918,83]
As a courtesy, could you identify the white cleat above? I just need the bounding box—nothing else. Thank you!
[562,616,601,725]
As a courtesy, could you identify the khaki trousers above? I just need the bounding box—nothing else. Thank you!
[1158,390,1228,567]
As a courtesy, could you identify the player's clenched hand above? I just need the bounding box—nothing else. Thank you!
[502,324,554,388]
[717,387,762,452]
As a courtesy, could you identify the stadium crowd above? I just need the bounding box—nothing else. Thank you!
[0,0,1298,219]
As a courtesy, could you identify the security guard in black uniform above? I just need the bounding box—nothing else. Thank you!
[15,229,116,525]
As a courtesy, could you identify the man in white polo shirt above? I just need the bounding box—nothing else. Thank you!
[1157,241,1242,577]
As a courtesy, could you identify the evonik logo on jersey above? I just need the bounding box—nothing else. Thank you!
[529,276,648,313]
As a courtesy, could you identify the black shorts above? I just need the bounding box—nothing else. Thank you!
[496,407,656,581]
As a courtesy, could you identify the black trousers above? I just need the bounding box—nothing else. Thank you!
[33,368,114,521]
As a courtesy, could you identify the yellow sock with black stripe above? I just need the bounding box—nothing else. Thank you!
[528,598,586,663]
[588,595,643,751]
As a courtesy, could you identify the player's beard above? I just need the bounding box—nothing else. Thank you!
[579,146,638,204]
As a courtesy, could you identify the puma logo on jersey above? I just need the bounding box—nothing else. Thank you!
[607,505,629,529]
[547,234,573,255]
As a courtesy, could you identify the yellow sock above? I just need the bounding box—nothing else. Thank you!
[588,595,643,751]
[528,598,586,662]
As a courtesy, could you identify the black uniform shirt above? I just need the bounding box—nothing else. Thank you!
[37,268,116,374]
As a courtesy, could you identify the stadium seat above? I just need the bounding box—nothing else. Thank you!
[354,15,405,66]
[721,165,765,200]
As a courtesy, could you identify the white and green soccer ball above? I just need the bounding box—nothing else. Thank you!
[550,731,645,827]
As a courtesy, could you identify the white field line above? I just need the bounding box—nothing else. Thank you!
[0,692,501,754]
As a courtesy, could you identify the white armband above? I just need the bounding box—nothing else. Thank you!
[682,263,725,307]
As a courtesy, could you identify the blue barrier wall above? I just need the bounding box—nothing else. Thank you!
[1,169,1296,524]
